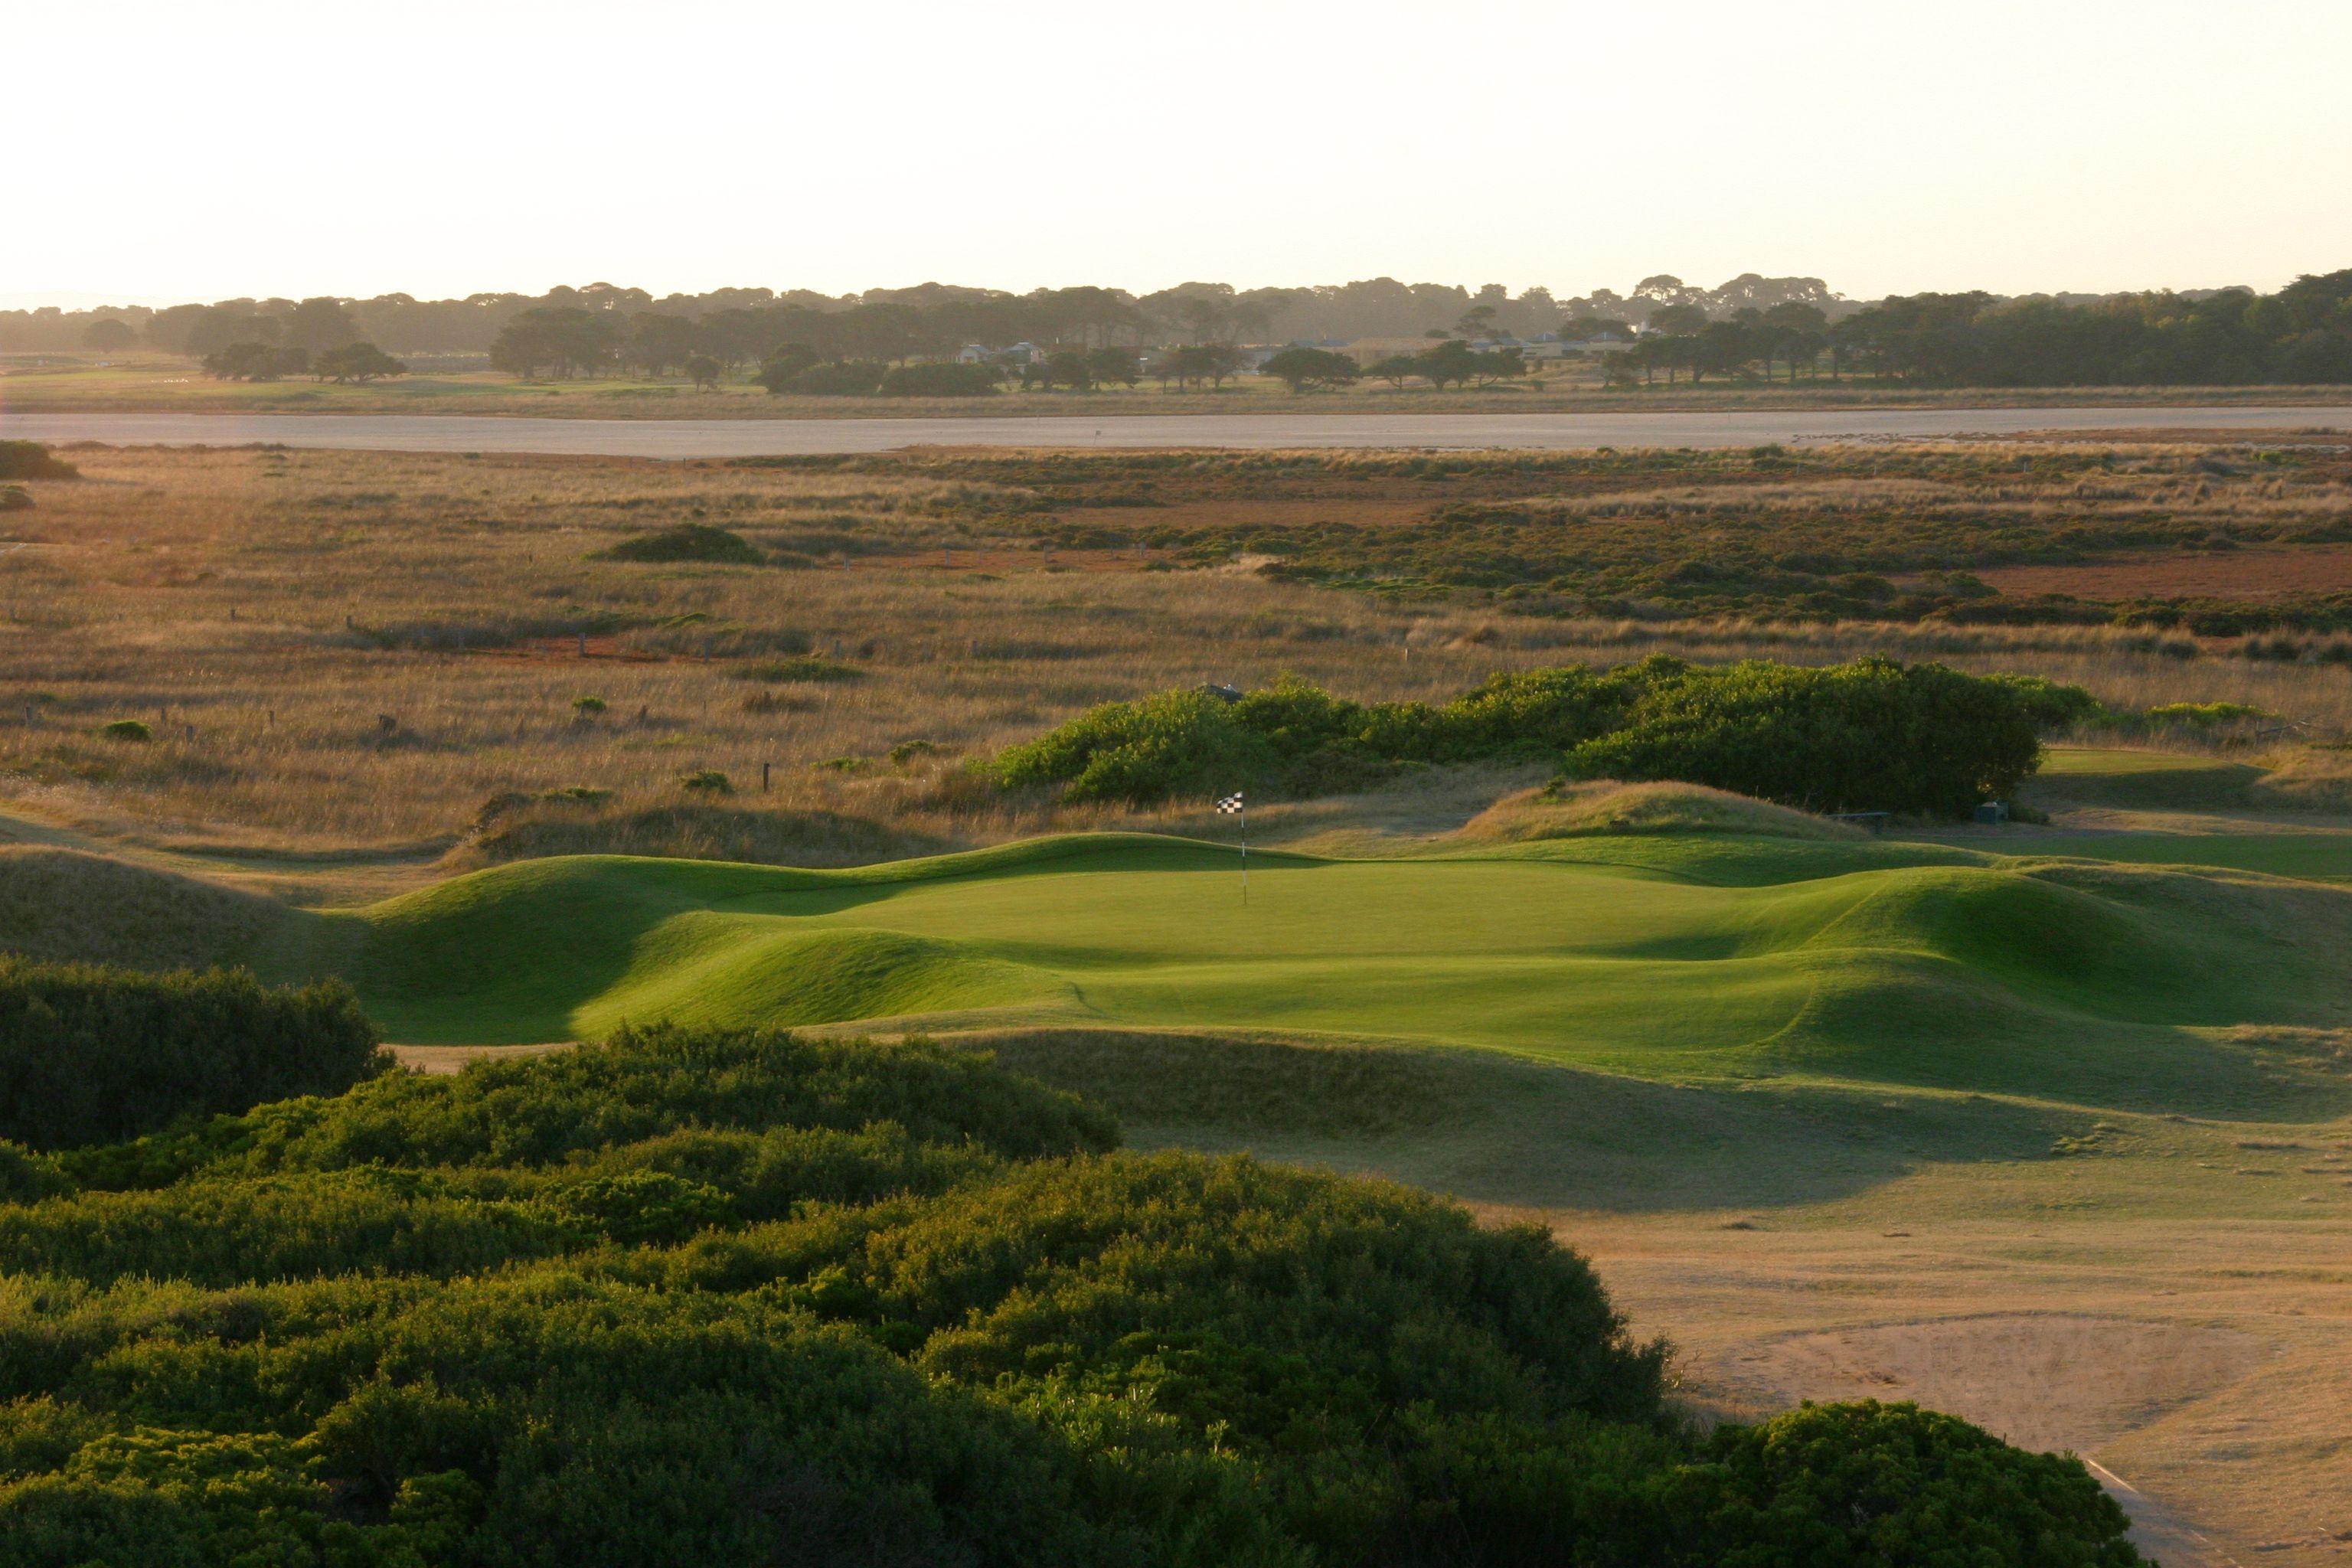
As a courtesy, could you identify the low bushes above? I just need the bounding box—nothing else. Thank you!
[877,361,1001,397]
[0,441,78,481]
[1566,658,2041,817]
[591,523,764,564]
[0,1025,2141,1566]
[994,657,2064,817]
[0,959,382,1149]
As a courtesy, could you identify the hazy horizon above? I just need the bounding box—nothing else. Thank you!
[7,0,2347,310]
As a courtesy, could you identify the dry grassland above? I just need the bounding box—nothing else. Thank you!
[3,441,2351,861]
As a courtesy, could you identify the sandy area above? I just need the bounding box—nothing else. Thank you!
[1545,1214,2352,1567]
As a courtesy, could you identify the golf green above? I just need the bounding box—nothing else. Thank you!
[313,832,2352,1120]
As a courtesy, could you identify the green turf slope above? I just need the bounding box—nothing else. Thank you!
[318,833,2352,1122]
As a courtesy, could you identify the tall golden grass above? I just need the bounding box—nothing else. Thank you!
[1,443,2345,854]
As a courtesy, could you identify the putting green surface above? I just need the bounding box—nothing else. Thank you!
[307,831,2352,1122]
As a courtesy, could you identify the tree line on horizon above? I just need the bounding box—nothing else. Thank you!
[16,270,2352,389]
[5,275,1839,358]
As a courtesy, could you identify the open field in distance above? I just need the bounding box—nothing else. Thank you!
[12,354,2352,420]
[7,439,2352,857]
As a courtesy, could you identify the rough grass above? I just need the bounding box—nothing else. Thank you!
[8,443,2352,857]
[1460,781,1867,842]
[956,1027,1466,1137]
[0,847,294,969]
[456,799,953,869]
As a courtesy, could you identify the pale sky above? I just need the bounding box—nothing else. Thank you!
[8,0,2348,309]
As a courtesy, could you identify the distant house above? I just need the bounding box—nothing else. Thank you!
[957,341,1046,367]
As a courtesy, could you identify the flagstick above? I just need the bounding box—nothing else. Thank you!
[1240,803,1248,904]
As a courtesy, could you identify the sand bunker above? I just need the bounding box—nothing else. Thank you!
[1711,1312,2263,1456]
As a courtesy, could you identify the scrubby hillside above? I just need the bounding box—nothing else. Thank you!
[0,848,298,971]
[0,1025,2141,1566]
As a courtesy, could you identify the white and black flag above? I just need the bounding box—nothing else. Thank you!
[1217,792,1244,814]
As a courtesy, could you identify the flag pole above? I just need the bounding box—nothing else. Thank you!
[1240,800,1248,904]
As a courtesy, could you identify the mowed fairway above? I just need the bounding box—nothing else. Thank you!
[297,832,2352,1129]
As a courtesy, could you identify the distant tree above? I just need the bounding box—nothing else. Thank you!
[488,306,618,379]
[1364,354,1423,388]
[1260,346,1361,392]
[1414,338,1482,390]
[312,343,407,383]
[1469,345,1528,386]
[753,343,821,392]
[1759,301,1828,381]
[1157,345,1221,391]
[1454,303,1499,338]
[1040,348,1095,391]
[1646,302,1710,337]
[185,309,282,358]
[1558,314,1635,342]
[781,360,886,396]
[141,302,214,354]
[625,313,700,376]
[79,318,137,353]
[684,354,723,390]
[1197,342,1243,388]
[203,341,309,381]
[283,297,361,354]
[1086,346,1142,389]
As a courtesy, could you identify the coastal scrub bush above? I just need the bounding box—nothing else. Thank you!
[591,524,763,564]
[995,657,2069,815]
[1566,657,2044,815]
[0,959,381,1149]
[877,361,1001,397]
[0,441,78,481]
[0,1025,2145,1566]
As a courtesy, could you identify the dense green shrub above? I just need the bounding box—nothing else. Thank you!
[877,361,1001,397]
[0,960,381,1150]
[1566,657,2044,816]
[1671,1400,2140,1566]
[782,361,888,397]
[1984,672,2111,730]
[0,442,78,481]
[590,523,763,564]
[995,658,2060,815]
[0,1027,2142,1566]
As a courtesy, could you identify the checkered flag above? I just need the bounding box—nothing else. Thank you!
[1216,792,1244,814]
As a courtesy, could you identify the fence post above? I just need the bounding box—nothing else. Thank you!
[761,762,770,792]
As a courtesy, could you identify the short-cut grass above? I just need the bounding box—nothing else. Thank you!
[21,828,2334,1132]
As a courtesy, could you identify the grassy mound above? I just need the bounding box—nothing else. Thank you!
[573,923,1060,1037]
[459,799,952,869]
[1459,781,1864,843]
[271,831,2348,1130]
[16,828,2349,1125]
[590,522,763,564]
[0,847,298,970]
[2022,746,2266,813]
